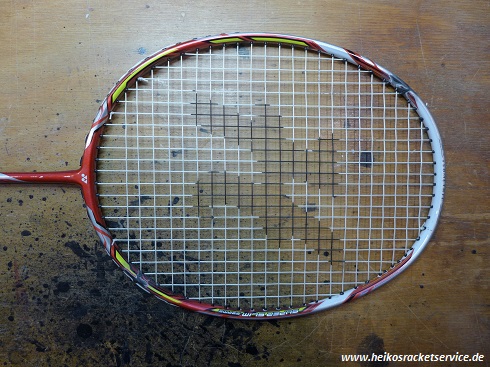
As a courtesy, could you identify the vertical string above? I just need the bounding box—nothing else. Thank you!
[329,54,335,297]
[316,50,321,301]
[341,60,349,292]
[263,43,268,309]
[406,102,411,252]
[303,47,309,305]
[179,53,187,295]
[355,65,362,286]
[135,79,143,270]
[277,43,282,308]
[289,44,296,307]
[418,116,424,238]
[208,45,215,305]
[124,91,130,260]
[392,90,399,264]
[235,42,241,309]
[222,44,228,306]
[249,42,254,309]
[151,69,158,283]
[380,82,387,275]
[166,58,175,289]
[367,72,375,280]
[194,48,202,300]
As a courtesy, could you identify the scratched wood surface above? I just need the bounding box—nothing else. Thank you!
[0,1,488,366]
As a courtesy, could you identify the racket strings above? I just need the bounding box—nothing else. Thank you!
[96,42,434,310]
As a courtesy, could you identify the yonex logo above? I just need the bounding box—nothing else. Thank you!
[81,173,88,184]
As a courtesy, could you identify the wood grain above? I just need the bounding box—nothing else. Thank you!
[0,1,488,366]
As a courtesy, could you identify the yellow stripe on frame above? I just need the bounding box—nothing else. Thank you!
[251,37,308,47]
[147,285,182,304]
[115,250,133,273]
[114,250,180,304]
[111,47,179,103]
[209,37,245,44]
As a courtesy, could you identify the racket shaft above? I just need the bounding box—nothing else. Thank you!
[0,170,82,185]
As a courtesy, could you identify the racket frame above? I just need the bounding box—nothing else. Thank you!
[0,33,445,319]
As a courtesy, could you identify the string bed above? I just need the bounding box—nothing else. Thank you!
[95,42,434,310]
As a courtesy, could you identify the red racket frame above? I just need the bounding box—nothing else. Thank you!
[0,33,444,319]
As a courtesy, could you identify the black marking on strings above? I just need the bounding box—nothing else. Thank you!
[256,104,284,248]
[191,96,220,133]
[262,104,269,236]
[194,93,198,127]
[312,244,345,264]
[263,103,270,305]
[224,168,228,205]
[329,230,335,263]
[291,122,297,254]
[192,97,240,132]
[222,105,227,138]
[360,151,373,168]
[329,134,341,261]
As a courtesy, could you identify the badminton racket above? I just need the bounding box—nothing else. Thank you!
[0,33,445,319]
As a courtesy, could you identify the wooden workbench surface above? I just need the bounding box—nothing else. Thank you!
[0,1,488,366]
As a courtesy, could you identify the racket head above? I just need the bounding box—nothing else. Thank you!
[80,33,445,319]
